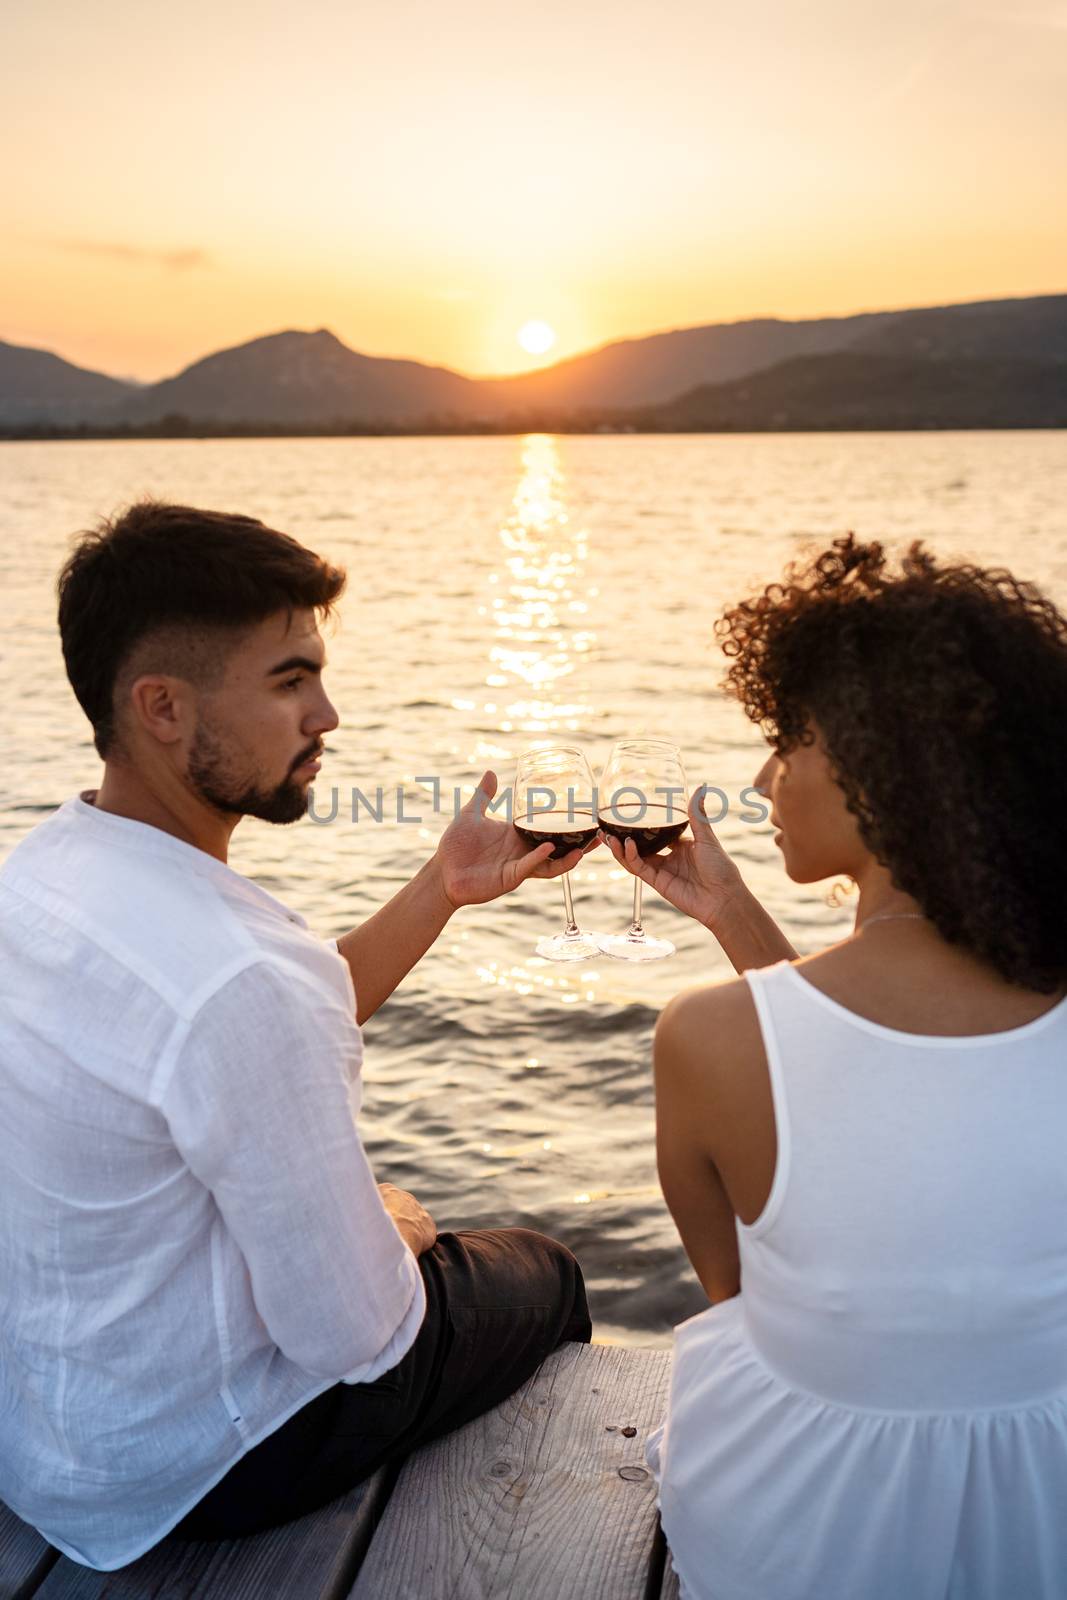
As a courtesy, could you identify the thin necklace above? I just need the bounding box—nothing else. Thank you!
[860,911,926,930]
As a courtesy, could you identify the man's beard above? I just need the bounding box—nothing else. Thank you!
[187,719,311,825]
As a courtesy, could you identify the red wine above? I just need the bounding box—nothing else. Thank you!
[514,809,597,860]
[598,802,688,856]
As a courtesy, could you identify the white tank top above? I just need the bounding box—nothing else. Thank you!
[648,958,1067,1600]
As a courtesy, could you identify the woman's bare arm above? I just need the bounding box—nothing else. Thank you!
[654,990,743,1304]
[601,787,797,974]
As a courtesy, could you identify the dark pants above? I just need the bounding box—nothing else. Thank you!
[173,1227,591,1541]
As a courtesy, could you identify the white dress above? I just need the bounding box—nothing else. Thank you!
[648,959,1067,1600]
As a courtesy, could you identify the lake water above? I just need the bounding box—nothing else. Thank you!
[2,432,1066,1342]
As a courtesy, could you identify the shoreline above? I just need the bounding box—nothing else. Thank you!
[4,420,1067,442]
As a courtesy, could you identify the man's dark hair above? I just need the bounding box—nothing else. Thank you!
[57,501,347,759]
[716,533,1067,992]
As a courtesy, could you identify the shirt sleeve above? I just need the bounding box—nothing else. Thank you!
[158,957,424,1381]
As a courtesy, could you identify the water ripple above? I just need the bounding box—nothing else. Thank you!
[3,432,1066,1340]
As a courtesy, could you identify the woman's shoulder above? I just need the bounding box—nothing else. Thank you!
[656,971,779,1218]
[658,969,760,1033]
[656,968,776,1082]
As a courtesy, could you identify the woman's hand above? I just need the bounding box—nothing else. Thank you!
[434,770,599,910]
[600,785,746,929]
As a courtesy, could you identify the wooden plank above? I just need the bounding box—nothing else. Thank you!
[0,1504,59,1599]
[33,1469,393,1600]
[351,1342,672,1600]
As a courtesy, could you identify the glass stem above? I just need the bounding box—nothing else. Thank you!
[560,872,582,938]
[628,878,646,941]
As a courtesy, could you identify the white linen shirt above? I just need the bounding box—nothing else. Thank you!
[0,795,425,1570]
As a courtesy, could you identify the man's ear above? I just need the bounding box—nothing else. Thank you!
[127,675,196,747]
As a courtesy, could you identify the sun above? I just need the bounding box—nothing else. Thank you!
[517,320,557,356]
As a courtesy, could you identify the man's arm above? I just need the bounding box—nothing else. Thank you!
[336,771,594,1023]
[336,853,456,1026]
[161,960,426,1382]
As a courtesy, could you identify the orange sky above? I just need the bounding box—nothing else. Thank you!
[3,0,1065,382]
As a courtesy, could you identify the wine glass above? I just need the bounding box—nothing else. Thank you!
[596,740,689,961]
[513,746,601,961]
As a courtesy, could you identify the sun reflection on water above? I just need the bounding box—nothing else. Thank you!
[460,434,611,1011]
[477,434,597,742]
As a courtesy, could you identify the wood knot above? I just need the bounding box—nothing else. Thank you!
[620,1426,637,1438]
[488,1459,513,1479]
[618,1465,649,1483]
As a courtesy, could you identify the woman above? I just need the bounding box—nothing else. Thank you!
[603,535,1067,1600]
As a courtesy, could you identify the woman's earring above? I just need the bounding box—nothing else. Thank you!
[826,875,858,909]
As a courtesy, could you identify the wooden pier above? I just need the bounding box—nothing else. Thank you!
[1,1344,680,1599]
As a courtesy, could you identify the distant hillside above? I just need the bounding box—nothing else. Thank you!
[116,328,488,427]
[645,352,1067,431]
[4,293,1066,433]
[479,314,880,412]
[0,339,136,424]
[851,295,1067,365]
[487,294,1067,415]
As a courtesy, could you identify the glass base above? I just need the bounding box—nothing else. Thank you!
[535,930,600,962]
[595,930,675,962]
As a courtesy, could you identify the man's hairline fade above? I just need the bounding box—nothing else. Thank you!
[107,618,259,761]
[107,609,332,759]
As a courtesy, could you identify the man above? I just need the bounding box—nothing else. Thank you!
[0,502,591,1572]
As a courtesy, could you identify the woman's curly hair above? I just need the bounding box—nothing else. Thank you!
[716,534,1067,992]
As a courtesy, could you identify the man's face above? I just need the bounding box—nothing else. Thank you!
[186,609,339,824]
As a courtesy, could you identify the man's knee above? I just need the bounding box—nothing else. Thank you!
[530,1231,591,1343]
[507,1227,586,1305]
[463,1226,591,1343]
[428,1225,588,1333]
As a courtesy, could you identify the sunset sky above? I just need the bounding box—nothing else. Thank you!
[3,0,1065,383]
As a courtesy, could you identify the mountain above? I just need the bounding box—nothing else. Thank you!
[850,295,1067,365]
[487,294,1067,415]
[480,315,881,413]
[116,328,489,426]
[0,339,136,424]
[645,352,1067,431]
[4,293,1066,431]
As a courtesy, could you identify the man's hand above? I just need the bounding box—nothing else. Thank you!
[336,771,598,1023]
[600,784,746,929]
[378,1183,438,1257]
[433,769,599,910]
